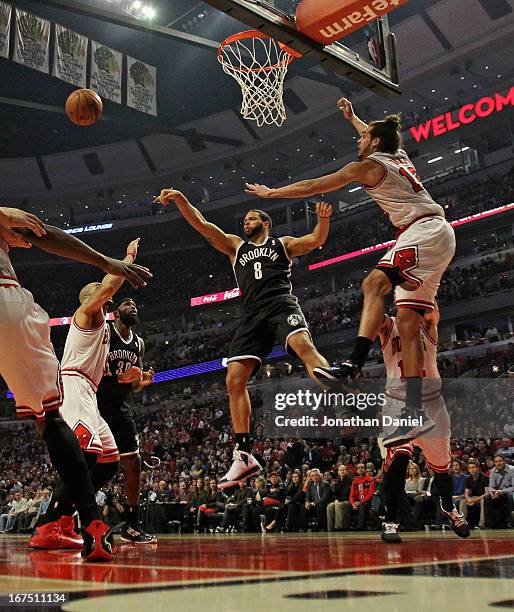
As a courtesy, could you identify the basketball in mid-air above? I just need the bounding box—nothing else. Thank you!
[65,88,103,126]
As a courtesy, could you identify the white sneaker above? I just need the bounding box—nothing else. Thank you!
[381,522,402,544]
[218,446,262,490]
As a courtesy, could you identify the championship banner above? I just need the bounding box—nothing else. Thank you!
[13,8,50,73]
[90,40,122,104]
[0,1,12,59]
[127,56,157,116]
[53,23,87,87]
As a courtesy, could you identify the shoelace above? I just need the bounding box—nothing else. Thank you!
[449,510,466,527]
[383,523,399,534]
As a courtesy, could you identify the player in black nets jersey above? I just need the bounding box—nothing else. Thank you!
[154,188,334,488]
[97,298,155,543]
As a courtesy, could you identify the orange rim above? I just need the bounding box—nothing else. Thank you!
[218,29,302,74]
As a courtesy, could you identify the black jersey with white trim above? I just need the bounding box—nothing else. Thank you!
[233,236,297,313]
[97,321,142,405]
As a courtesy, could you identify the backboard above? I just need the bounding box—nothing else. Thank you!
[202,0,401,97]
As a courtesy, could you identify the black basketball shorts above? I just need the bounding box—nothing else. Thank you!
[227,303,311,374]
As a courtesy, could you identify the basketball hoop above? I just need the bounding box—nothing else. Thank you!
[218,30,301,127]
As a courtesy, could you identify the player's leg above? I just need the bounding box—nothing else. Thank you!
[414,397,469,538]
[286,331,330,379]
[226,359,255,450]
[101,407,155,543]
[379,443,412,543]
[0,298,112,561]
[219,359,262,489]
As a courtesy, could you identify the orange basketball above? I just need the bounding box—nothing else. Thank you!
[65,88,103,126]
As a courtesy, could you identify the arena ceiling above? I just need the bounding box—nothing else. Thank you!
[0,0,509,159]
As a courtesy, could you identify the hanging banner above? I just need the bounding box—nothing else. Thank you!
[13,8,50,73]
[127,56,157,116]
[90,40,122,103]
[0,1,12,59]
[53,23,87,87]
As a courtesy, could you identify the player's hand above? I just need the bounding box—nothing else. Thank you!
[118,366,143,384]
[316,202,333,219]
[337,97,355,120]
[140,368,155,388]
[153,188,186,206]
[126,238,140,262]
[244,183,274,198]
[102,257,152,288]
[0,226,33,249]
[0,207,46,236]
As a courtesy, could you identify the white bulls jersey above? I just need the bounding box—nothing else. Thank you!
[381,316,441,400]
[0,240,19,288]
[364,149,444,228]
[61,316,110,391]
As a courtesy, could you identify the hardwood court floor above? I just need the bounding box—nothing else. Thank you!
[0,531,513,610]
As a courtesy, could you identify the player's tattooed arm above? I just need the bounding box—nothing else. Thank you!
[154,188,241,257]
[282,203,332,257]
[337,97,368,135]
[244,160,382,199]
[15,225,151,288]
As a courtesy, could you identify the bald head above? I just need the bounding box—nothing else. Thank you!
[79,282,100,304]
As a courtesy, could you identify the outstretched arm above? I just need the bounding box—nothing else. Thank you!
[76,239,141,330]
[337,97,368,136]
[282,203,332,257]
[244,159,381,199]
[154,189,241,257]
[16,225,151,288]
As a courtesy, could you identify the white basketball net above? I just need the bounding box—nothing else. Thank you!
[219,33,295,127]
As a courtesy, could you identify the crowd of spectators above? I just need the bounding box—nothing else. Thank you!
[0,353,512,535]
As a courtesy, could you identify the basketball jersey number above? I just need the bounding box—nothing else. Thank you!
[399,165,424,193]
[115,360,131,375]
[254,261,263,280]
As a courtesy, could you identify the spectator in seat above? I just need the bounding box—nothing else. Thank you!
[347,463,375,530]
[303,469,332,531]
[405,462,425,507]
[102,485,125,528]
[327,464,353,532]
[451,459,467,509]
[0,492,26,532]
[263,472,286,532]
[34,490,51,525]
[281,470,304,532]
[461,459,489,529]
[222,480,251,532]
[197,479,225,532]
[246,476,268,532]
[486,455,514,528]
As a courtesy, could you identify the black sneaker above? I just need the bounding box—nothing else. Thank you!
[382,408,436,448]
[381,522,402,544]
[82,520,114,562]
[313,360,362,393]
[438,502,470,539]
[121,524,157,544]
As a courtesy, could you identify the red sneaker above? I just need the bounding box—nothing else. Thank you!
[58,515,83,549]
[29,521,72,549]
[82,520,113,562]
